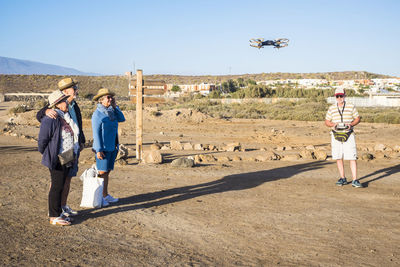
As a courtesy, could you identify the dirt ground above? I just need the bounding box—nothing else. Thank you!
[0,101,399,266]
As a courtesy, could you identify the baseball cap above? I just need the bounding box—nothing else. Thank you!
[334,88,345,96]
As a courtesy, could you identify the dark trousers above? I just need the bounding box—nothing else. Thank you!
[48,162,70,217]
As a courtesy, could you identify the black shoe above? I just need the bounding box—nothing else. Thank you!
[336,177,348,186]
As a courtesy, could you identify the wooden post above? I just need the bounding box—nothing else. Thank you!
[136,69,143,161]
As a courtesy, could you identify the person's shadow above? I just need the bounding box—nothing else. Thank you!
[75,161,330,224]
[358,164,400,187]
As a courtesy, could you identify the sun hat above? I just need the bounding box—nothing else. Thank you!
[93,88,115,101]
[334,88,345,96]
[58,78,78,91]
[48,90,69,108]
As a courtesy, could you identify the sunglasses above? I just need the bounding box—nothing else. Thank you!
[106,95,114,99]
[336,95,344,98]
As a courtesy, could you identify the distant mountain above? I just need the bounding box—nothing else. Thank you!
[0,56,99,76]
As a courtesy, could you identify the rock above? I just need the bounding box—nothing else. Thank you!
[225,142,241,152]
[160,145,170,150]
[143,150,163,164]
[150,143,162,150]
[170,140,183,150]
[208,144,216,151]
[285,146,293,151]
[194,155,202,164]
[198,154,216,163]
[194,144,204,151]
[115,158,128,166]
[300,150,314,160]
[116,144,128,160]
[171,158,194,167]
[159,131,165,135]
[242,156,256,162]
[393,145,400,152]
[282,154,301,161]
[276,146,285,151]
[216,156,230,162]
[257,151,280,161]
[361,153,374,161]
[314,150,327,160]
[374,151,386,159]
[231,155,242,161]
[305,145,315,150]
[183,143,193,150]
[374,144,386,151]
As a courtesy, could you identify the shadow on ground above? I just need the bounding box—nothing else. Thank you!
[75,161,329,224]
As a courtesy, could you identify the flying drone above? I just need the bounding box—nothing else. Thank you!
[249,38,289,49]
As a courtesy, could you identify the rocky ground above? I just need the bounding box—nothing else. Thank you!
[0,101,399,266]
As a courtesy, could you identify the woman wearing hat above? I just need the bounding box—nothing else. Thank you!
[92,88,125,207]
[38,90,80,226]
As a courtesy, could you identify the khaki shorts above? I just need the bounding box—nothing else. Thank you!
[331,132,357,160]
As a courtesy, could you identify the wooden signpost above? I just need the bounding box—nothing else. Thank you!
[129,70,166,161]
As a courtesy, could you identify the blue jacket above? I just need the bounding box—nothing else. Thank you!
[92,104,125,152]
[38,116,62,169]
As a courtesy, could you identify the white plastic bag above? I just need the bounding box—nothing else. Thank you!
[80,164,104,208]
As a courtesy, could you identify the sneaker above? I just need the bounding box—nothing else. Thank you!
[352,180,363,188]
[104,194,119,203]
[62,205,78,217]
[336,177,348,186]
[102,198,110,207]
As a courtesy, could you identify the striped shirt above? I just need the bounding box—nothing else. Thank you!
[325,101,359,124]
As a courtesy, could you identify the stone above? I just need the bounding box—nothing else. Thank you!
[231,155,242,161]
[305,145,315,150]
[374,144,386,151]
[393,145,400,152]
[170,140,183,150]
[198,154,216,162]
[275,146,285,151]
[143,150,163,164]
[208,145,216,151]
[194,144,204,151]
[225,142,241,152]
[314,150,327,160]
[374,151,386,159]
[285,146,293,151]
[282,154,301,161]
[160,145,170,150]
[116,144,129,160]
[115,158,128,166]
[171,158,194,168]
[242,156,256,162]
[360,153,374,161]
[216,156,230,162]
[150,143,162,151]
[194,155,202,164]
[183,143,193,150]
[300,150,314,160]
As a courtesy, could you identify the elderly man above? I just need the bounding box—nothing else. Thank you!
[325,88,362,188]
[37,78,86,216]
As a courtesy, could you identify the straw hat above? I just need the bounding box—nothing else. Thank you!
[48,90,69,108]
[93,88,115,101]
[58,77,78,91]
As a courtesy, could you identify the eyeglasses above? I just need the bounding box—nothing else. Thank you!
[336,95,344,98]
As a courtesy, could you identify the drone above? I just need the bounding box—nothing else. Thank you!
[249,38,289,49]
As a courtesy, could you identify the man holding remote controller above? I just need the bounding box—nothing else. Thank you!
[325,88,362,188]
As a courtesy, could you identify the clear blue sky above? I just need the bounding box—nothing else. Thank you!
[1,0,399,76]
